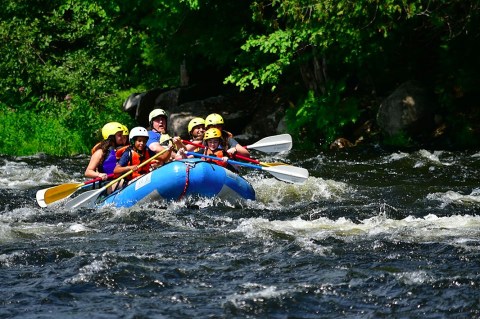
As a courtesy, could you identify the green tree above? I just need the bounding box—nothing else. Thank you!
[225,0,480,147]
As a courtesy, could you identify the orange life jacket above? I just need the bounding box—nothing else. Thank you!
[204,148,229,168]
[91,142,102,155]
[123,147,152,180]
[115,145,129,160]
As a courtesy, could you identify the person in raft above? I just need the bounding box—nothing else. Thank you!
[204,113,250,158]
[114,127,166,184]
[184,117,206,156]
[202,128,238,172]
[85,122,127,181]
[146,108,186,160]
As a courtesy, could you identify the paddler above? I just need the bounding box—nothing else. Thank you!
[146,108,186,160]
[204,113,250,158]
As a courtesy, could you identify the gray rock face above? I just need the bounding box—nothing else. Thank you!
[123,85,287,143]
[376,81,436,137]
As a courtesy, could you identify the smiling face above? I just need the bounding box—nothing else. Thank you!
[134,136,148,151]
[206,138,220,151]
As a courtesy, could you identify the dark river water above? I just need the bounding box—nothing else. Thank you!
[1,147,480,318]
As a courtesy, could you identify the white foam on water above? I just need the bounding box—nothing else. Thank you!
[66,259,109,284]
[235,213,480,250]
[427,189,480,208]
[249,176,350,210]
[0,160,63,188]
[225,285,289,308]
[384,151,409,163]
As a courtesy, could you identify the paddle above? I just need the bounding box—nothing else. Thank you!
[182,139,287,167]
[64,146,172,210]
[36,174,114,208]
[182,134,291,154]
[186,152,309,184]
[232,153,286,167]
[245,134,292,153]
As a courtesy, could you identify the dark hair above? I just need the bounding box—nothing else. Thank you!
[99,137,116,164]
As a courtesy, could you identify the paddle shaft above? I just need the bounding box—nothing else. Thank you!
[185,152,262,170]
[182,140,282,166]
[186,151,309,184]
[83,174,114,186]
[182,134,292,154]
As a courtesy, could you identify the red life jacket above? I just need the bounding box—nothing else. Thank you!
[204,148,229,168]
[124,147,152,180]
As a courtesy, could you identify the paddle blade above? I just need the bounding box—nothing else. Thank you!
[36,183,82,207]
[247,134,292,153]
[64,188,105,210]
[263,165,309,184]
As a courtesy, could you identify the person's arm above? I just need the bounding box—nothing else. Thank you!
[114,151,137,175]
[148,142,167,153]
[226,137,250,157]
[85,149,108,180]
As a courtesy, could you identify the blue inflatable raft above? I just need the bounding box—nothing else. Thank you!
[97,158,256,208]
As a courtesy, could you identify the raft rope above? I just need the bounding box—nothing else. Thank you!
[179,161,195,200]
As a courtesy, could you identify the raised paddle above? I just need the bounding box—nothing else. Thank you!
[36,174,114,208]
[186,152,309,184]
[181,140,287,167]
[182,134,292,154]
[64,146,172,210]
[245,134,292,153]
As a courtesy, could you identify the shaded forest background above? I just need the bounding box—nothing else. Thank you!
[0,0,479,155]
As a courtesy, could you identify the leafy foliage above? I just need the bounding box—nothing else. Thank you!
[0,0,479,155]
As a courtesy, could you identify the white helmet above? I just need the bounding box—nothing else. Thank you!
[149,108,168,123]
[129,126,149,143]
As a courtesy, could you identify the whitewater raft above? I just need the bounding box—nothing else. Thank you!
[96,158,256,208]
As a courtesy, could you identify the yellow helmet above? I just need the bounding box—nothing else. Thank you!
[204,128,222,140]
[102,122,124,140]
[149,108,168,123]
[188,117,205,133]
[121,124,129,136]
[205,113,224,126]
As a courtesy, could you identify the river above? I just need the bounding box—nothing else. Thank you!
[1,147,479,318]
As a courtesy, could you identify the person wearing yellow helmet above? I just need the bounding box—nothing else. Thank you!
[184,117,206,155]
[147,108,186,160]
[85,122,127,182]
[204,113,250,158]
[202,128,230,168]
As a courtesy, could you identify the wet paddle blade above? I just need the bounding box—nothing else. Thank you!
[36,183,82,207]
[64,188,105,210]
[246,134,292,153]
[263,165,309,184]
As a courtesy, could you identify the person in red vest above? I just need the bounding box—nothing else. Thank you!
[202,128,238,172]
[114,127,168,184]
[204,113,250,158]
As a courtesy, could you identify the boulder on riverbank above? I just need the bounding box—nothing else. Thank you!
[123,85,287,143]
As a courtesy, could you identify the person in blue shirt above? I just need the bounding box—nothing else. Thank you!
[147,108,186,160]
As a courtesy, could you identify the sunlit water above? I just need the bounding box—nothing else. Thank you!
[1,148,480,318]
